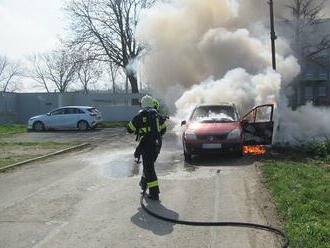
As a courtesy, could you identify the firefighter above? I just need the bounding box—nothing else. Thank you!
[127,95,166,200]
[134,97,167,163]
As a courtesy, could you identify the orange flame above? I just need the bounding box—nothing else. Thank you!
[243,145,266,155]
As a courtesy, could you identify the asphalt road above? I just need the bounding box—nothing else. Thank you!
[0,128,284,248]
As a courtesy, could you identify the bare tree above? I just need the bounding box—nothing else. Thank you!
[27,54,50,93]
[43,48,79,93]
[76,55,103,94]
[65,0,155,96]
[284,0,330,63]
[109,62,120,94]
[0,55,22,92]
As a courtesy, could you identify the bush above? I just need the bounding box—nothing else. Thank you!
[301,140,330,159]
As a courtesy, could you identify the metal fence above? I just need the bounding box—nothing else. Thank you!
[0,92,144,124]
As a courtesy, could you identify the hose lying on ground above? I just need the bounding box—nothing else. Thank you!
[140,193,289,248]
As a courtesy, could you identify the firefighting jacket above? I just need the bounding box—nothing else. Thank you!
[127,108,166,141]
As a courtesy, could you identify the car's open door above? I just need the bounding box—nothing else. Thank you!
[241,104,274,145]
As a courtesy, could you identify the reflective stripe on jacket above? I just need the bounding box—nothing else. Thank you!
[127,108,166,140]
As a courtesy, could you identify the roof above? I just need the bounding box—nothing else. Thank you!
[196,103,235,108]
[58,106,95,109]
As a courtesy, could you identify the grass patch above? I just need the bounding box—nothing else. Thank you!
[0,124,27,134]
[0,141,79,170]
[0,155,45,170]
[261,160,330,248]
[0,124,27,137]
[101,121,128,128]
[0,141,76,148]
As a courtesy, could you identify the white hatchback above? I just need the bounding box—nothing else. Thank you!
[28,106,103,131]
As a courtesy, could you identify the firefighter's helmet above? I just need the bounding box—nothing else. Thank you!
[140,95,154,108]
[153,98,159,110]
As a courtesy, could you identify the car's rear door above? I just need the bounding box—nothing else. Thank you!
[64,108,79,128]
[241,104,274,145]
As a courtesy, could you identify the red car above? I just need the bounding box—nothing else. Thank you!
[181,103,274,161]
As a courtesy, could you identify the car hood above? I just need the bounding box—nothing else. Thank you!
[186,121,240,135]
[29,114,46,120]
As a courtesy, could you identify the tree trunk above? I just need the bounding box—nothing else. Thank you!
[128,74,139,105]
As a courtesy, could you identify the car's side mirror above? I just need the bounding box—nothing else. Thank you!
[181,120,186,126]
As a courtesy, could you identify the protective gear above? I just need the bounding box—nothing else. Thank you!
[153,98,160,111]
[127,107,166,200]
[140,95,154,108]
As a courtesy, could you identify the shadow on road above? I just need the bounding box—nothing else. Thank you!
[131,198,178,235]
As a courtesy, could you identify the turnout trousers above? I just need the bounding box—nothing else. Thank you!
[139,138,160,197]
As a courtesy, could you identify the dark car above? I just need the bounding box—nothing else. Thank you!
[181,103,274,161]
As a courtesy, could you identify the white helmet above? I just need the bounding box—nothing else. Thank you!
[140,95,154,108]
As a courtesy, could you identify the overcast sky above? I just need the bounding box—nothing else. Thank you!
[0,0,67,60]
[1,0,330,62]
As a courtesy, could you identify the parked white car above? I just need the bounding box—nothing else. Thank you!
[28,106,103,131]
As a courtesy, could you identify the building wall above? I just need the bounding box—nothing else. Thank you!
[0,92,144,124]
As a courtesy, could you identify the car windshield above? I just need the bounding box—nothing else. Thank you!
[190,105,238,122]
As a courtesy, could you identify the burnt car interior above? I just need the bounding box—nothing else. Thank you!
[241,104,274,145]
[190,105,239,122]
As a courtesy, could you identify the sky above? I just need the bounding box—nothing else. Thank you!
[1,0,330,61]
[0,0,67,60]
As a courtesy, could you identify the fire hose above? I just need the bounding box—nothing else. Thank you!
[140,192,289,248]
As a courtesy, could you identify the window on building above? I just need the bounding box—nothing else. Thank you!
[319,67,328,81]
[318,87,327,97]
[304,86,313,102]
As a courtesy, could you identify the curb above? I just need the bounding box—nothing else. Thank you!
[0,143,91,172]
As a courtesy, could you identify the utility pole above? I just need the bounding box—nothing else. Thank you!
[269,0,277,70]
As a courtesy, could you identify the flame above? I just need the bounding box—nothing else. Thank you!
[243,145,266,155]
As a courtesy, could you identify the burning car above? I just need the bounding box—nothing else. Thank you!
[181,103,274,161]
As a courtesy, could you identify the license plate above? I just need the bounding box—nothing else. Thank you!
[202,143,222,149]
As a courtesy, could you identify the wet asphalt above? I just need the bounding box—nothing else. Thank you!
[0,127,282,248]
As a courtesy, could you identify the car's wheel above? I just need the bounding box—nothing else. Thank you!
[33,121,45,131]
[78,120,89,131]
[184,150,192,162]
[234,146,243,157]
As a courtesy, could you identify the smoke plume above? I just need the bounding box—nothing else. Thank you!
[137,0,330,144]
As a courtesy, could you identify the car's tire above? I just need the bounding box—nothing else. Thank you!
[234,146,243,157]
[77,120,89,131]
[33,121,45,131]
[184,150,192,162]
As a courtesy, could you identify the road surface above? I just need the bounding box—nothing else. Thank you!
[0,128,284,248]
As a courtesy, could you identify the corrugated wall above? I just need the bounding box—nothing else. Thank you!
[0,93,145,124]
[0,92,18,124]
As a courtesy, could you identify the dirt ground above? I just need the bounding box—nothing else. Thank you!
[0,146,60,159]
[0,128,285,248]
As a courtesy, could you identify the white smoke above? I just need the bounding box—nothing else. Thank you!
[137,0,330,144]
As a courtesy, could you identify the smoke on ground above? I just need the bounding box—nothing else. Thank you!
[137,0,330,144]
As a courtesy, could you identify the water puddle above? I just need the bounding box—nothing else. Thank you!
[88,149,197,178]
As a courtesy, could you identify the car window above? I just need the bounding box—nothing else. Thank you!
[243,105,273,123]
[190,106,238,122]
[65,108,84,114]
[64,108,74,114]
[255,106,272,122]
[50,109,65,115]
